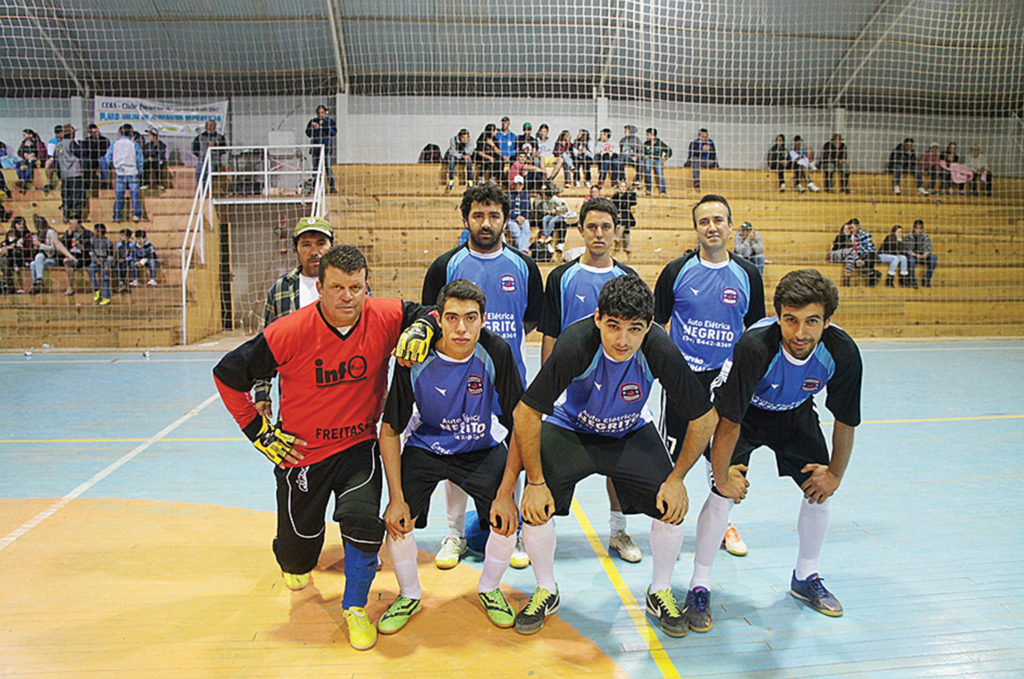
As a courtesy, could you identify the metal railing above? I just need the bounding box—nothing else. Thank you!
[180,144,326,344]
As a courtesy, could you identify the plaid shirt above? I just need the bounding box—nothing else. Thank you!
[854,228,877,254]
[254,267,304,403]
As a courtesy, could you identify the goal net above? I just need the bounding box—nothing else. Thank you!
[1,0,1022,350]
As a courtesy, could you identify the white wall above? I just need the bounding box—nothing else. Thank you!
[2,96,1019,176]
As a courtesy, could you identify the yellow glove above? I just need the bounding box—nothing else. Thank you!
[251,418,298,466]
[394,313,440,364]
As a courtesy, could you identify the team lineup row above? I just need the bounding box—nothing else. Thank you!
[212,185,863,651]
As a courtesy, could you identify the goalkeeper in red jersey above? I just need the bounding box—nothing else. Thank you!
[213,245,439,652]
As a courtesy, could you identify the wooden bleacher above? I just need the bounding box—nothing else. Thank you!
[2,164,1022,348]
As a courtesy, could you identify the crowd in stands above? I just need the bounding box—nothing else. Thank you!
[827,217,937,288]
[0,211,158,297]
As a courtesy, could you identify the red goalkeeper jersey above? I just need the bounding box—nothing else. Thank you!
[214,298,429,467]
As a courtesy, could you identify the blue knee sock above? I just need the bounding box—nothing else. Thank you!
[341,542,379,609]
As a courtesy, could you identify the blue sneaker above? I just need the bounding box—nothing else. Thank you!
[683,586,712,632]
[790,572,844,617]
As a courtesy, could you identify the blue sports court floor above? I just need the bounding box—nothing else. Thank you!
[2,340,1023,677]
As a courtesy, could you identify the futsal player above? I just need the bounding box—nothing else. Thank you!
[499,274,717,637]
[537,196,644,563]
[681,269,862,633]
[377,280,524,633]
[212,245,439,651]
[422,184,543,570]
[654,193,765,558]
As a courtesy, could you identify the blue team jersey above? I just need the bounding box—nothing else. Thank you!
[538,258,637,338]
[523,318,712,439]
[383,328,523,455]
[423,245,543,384]
[654,251,765,373]
[715,317,863,427]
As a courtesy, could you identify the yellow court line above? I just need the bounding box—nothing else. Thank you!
[570,498,682,679]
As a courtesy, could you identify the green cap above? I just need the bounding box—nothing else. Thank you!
[740,221,753,231]
[523,122,532,130]
[294,215,333,239]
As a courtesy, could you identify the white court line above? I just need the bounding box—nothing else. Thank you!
[0,392,221,554]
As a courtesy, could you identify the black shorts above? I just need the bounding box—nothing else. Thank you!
[711,399,830,496]
[400,443,508,531]
[661,368,719,462]
[540,421,673,520]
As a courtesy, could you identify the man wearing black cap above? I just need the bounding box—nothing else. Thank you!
[254,215,335,420]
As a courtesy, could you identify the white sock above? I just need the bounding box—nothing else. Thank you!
[478,530,517,593]
[609,510,626,535]
[795,497,831,580]
[387,532,422,600]
[445,481,468,538]
[689,492,733,591]
[522,520,558,592]
[649,519,685,593]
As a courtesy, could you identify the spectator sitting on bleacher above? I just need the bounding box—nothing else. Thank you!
[508,149,544,193]
[879,225,911,287]
[905,219,937,288]
[81,124,111,192]
[572,129,594,187]
[42,125,63,193]
[133,229,158,286]
[29,214,73,294]
[516,122,537,161]
[618,125,642,186]
[114,228,137,292]
[684,128,718,191]
[88,223,114,306]
[55,124,86,223]
[446,129,474,192]
[495,116,517,171]
[820,133,850,194]
[965,146,992,197]
[1,228,20,294]
[888,138,928,195]
[473,124,502,184]
[534,124,556,177]
[552,130,575,188]
[594,128,619,188]
[1,216,36,294]
[142,130,167,191]
[827,218,880,287]
[506,176,531,253]
[919,142,942,195]
[537,186,568,250]
[61,218,93,296]
[15,129,46,193]
[940,142,960,195]
[789,136,820,193]
[734,221,765,274]
[766,134,790,192]
[105,124,144,223]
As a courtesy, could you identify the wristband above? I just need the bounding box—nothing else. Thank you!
[527,480,547,487]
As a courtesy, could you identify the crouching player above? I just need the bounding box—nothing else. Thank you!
[681,269,863,633]
[501,274,717,637]
[378,279,525,633]
[213,245,439,651]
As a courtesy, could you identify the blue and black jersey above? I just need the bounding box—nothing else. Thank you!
[423,244,543,384]
[538,257,637,338]
[714,317,862,427]
[522,318,712,438]
[383,328,523,455]
[654,250,765,373]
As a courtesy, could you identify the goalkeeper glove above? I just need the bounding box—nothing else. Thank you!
[251,418,298,466]
[394,312,440,364]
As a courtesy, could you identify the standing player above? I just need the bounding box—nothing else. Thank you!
[213,245,439,652]
[654,194,765,558]
[538,196,643,563]
[254,216,334,420]
[681,269,862,633]
[500,275,717,637]
[422,184,543,570]
[377,280,524,633]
